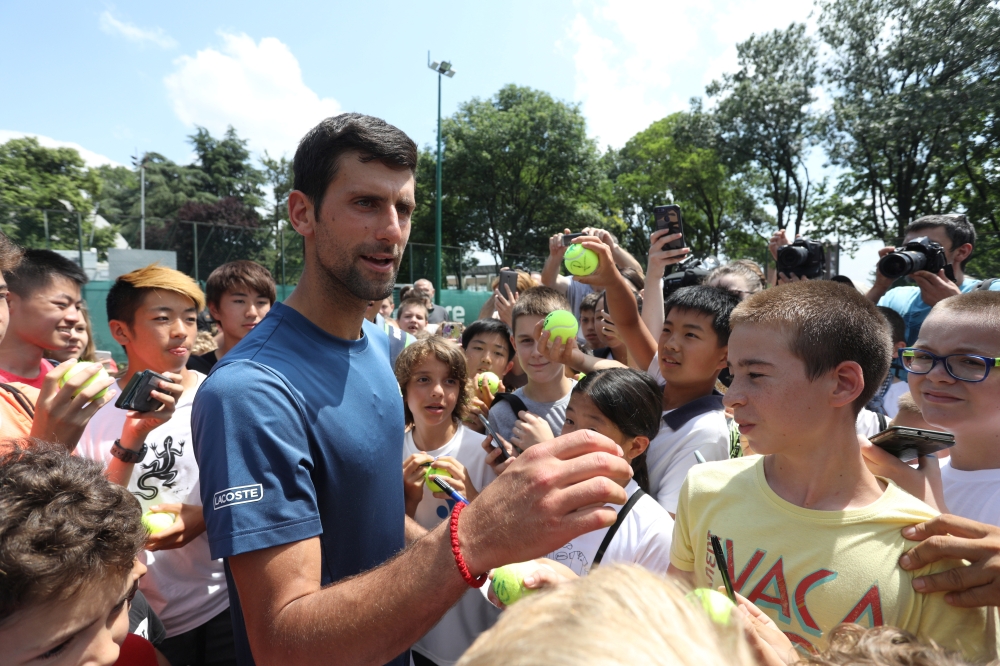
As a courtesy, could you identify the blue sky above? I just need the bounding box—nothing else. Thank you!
[1,0,882,283]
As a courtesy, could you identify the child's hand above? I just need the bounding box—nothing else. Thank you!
[145,503,206,552]
[494,284,518,329]
[532,319,578,367]
[598,310,623,345]
[427,456,480,502]
[473,374,505,409]
[570,239,618,289]
[510,411,554,451]
[548,228,572,259]
[122,372,185,442]
[647,230,691,279]
[403,452,434,516]
[481,433,516,476]
[486,558,579,609]
[733,591,798,665]
[859,435,947,512]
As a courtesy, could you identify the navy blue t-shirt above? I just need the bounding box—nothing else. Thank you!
[192,302,407,666]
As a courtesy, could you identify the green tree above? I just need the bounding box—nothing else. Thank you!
[188,126,265,207]
[707,23,819,235]
[261,152,299,286]
[440,85,607,268]
[817,0,1000,245]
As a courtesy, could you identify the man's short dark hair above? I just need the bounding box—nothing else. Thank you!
[205,260,277,310]
[3,248,87,297]
[0,440,146,624]
[664,285,742,347]
[461,319,515,362]
[0,232,22,275]
[906,215,976,268]
[731,281,892,412]
[876,306,906,345]
[293,113,418,215]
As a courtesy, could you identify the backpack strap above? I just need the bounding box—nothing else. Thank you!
[877,411,887,433]
[592,489,646,567]
[975,278,999,291]
[0,383,35,419]
[492,392,529,420]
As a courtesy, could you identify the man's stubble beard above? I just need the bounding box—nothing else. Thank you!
[317,241,402,303]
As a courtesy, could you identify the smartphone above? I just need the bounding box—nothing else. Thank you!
[94,350,116,372]
[870,426,955,463]
[477,414,512,462]
[562,232,585,246]
[499,269,519,300]
[441,322,464,340]
[115,369,170,412]
[653,204,686,251]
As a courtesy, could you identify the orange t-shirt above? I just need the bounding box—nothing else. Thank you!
[0,358,54,390]
[0,382,37,447]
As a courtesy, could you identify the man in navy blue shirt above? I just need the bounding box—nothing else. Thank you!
[192,114,633,666]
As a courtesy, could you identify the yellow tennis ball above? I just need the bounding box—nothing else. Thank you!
[425,466,454,493]
[542,310,579,344]
[59,362,111,399]
[141,511,176,535]
[685,588,736,625]
[563,244,599,276]
[491,562,538,606]
[477,372,500,394]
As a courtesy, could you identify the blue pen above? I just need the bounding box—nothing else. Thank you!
[430,475,469,505]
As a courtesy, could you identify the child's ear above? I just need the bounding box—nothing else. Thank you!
[627,435,650,460]
[503,360,515,376]
[831,361,865,408]
[715,345,729,371]
[108,319,132,347]
[894,341,907,352]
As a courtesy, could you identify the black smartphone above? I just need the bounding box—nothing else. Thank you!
[870,426,955,463]
[499,270,519,300]
[562,232,585,246]
[477,414,512,462]
[115,369,170,412]
[653,205,686,251]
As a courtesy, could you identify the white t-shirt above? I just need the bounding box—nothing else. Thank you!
[647,353,666,387]
[546,479,673,575]
[884,381,909,419]
[75,371,228,637]
[941,459,1000,527]
[403,424,500,665]
[647,395,730,515]
[856,407,887,438]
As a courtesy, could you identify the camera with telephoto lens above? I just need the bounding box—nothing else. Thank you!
[663,256,711,297]
[877,236,948,280]
[776,238,826,279]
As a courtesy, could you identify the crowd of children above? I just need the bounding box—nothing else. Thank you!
[3,200,1000,666]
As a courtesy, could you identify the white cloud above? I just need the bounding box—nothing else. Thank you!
[99,11,177,49]
[0,131,121,168]
[565,0,815,148]
[164,33,341,158]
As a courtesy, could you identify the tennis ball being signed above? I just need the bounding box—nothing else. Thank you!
[59,362,111,399]
[491,562,538,606]
[424,466,454,493]
[563,244,599,276]
[542,310,579,344]
[477,372,500,395]
[685,588,736,625]
[141,511,176,535]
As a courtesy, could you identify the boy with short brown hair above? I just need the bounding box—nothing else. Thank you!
[669,281,997,661]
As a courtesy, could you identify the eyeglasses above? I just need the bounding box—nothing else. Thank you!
[899,348,1000,383]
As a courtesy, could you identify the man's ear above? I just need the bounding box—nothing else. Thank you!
[108,319,133,347]
[831,360,865,409]
[287,190,318,239]
[952,242,973,268]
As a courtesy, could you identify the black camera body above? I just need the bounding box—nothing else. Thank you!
[663,256,710,297]
[877,236,948,280]
[776,238,826,279]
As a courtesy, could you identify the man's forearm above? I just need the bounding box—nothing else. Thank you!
[405,515,428,545]
[239,525,468,666]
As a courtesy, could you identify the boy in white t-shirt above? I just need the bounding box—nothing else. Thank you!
[396,337,499,666]
[865,291,1000,528]
[73,264,235,666]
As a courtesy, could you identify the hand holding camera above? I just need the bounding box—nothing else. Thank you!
[119,371,185,444]
[876,236,962,306]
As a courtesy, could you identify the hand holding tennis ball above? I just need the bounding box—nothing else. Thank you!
[490,562,539,606]
[542,310,579,344]
[563,243,599,276]
[59,361,111,400]
[477,372,500,395]
[141,511,177,535]
[685,588,736,625]
[424,466,454,493]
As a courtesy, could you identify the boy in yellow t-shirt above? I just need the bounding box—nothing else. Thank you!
[668,281,998,661]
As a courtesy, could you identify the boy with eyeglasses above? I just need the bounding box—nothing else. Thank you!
[872,291,1000,527]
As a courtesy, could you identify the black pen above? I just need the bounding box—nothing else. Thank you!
[710,534,737,603]
[430,475,469,505]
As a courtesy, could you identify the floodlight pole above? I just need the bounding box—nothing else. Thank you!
[428,53,455,305]
[140,161,146,250]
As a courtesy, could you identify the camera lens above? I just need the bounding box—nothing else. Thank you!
[777,245,808,268]
[879,251,927,279]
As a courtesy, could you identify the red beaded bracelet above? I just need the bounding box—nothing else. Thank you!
[450,502,487,588]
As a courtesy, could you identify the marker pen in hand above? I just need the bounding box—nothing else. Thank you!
[430,475,469,505]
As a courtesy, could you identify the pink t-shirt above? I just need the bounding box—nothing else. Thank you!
[0,358,54,390]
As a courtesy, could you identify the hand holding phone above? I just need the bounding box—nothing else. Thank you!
[653,205,686,251]
[115,369,173,412]
[478,414,512,462]
[869,426,955,463]
[561,232,585,246]
[498,270,520,300]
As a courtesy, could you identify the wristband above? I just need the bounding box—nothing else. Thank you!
[449,502,487,588]
[110,439,147,464]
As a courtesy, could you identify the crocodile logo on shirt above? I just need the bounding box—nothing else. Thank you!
[135,436,183,501]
